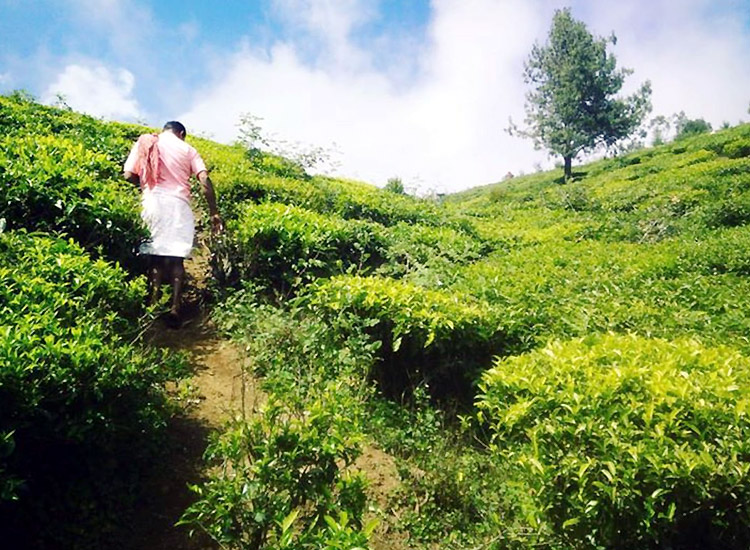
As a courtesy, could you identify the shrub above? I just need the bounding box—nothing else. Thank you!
[377,222,490,282]
[0,231,187,544]
[675,117,713,140]
[477,334,750,549]
[723,138,750,159]
[0,93,145,152]
[183,296,378,549]
[0,133,145,267]
[303,275,504,400]
[183,393,376,550]
[676,225,750,275]
[201,137,448,228]
[230,202,387,293]
[186,281,387,548]
[181,391,374,550]
[385,177,405,194]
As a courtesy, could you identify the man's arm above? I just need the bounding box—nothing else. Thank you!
[197,171,223,233]
[123,139,141,185]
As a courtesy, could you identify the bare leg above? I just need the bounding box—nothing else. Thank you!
[168,256,185,317]
[148,256,165,306]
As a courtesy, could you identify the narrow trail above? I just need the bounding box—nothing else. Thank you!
[126,247,261,550]
[124,244,405,550]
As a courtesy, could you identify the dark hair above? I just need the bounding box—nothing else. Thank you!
[163,120,187,136]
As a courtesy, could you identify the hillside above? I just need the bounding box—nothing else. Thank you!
[2,92,750,549]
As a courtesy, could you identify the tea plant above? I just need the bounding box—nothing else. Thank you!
[303,275,504,399]
[477,334,750,549]
[229,202,388,294]
[182,393,371,550]
[185,291,381,549]
[0,231,188,544]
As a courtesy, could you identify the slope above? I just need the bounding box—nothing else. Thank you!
[3,91,750,549]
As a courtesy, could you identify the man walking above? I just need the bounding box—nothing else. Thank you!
[123,121,223,327]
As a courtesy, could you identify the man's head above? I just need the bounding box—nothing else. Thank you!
[163,121,187,140]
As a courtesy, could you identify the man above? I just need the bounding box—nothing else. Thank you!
[123,121,223,327]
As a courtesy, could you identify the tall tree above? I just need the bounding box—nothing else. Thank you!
[518,8,652,180]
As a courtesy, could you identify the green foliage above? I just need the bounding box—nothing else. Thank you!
[230,203,387,293]
[8,90,750,549]
[0,134,145,264]
[477,334,750,549]
[449,235,750,358]
[303,275,503,399]
[384,177,405,195]
[674,111,713,140]
[0,94,147,267]
[198,136,446,228]
[722,137,750,159]
[518,8,652,178]
[0,93,145,153]
[368,388,528,548]
[215,291,379,396]
[182,393,370,550]
[235,111,335,178]
[0,231,187,544]
[186,292,380,549]
[377,222,491,283]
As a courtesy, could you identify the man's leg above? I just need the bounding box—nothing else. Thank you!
[167,256,185,317]
[148,256,165,306]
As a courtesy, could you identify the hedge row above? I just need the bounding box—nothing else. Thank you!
[302,275,504,399]
[0,231,187,544]
[477,334,750,549]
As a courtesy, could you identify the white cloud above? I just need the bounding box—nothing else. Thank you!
[581,0,750,129]
[181,0,545,193]
[42,64,141,120]
[63,0,155,62]
[180,0,750,193]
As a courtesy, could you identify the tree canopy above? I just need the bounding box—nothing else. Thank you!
[519,8,652,180]
[673,111,713,140]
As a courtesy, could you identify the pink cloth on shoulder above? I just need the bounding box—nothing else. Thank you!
[134,134,160,189]
[124,131,207,202]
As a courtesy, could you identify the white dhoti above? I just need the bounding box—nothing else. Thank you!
[139,188,195,258]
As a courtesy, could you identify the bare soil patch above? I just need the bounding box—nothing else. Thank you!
[125,248,407,549]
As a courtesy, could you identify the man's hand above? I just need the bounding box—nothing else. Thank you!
[198,172,223,235]
[211,213,224,235]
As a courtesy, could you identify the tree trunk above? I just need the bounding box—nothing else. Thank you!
[563,155,572,181]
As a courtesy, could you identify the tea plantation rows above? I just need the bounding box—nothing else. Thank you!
[2,91,750,549]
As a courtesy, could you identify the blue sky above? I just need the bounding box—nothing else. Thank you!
[1,0,749,192]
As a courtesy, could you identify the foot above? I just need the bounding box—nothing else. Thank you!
[164,311,181,329]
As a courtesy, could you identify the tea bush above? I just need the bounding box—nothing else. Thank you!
[186,289,380,549]
[0,123,146,267]
[197,136,450,228]
[182,392,374,550]
[0,93,145,155]
[0,231,187,543]
[449,234,750,358]
[377,222,491,281]
[303,275,505,399]
[477,334,750,549]
[230,202,388,293]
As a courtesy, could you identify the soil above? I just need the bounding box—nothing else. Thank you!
[355,447,411,550]
[124,247,255,550]
[124,246,408,550]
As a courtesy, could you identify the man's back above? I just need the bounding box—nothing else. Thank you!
[124,131,206,202]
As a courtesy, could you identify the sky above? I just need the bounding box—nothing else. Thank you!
[1,0,749,193]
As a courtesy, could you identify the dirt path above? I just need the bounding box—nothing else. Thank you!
[122,247,260,550]
[124,246,405,550]
[128,314,261,550]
